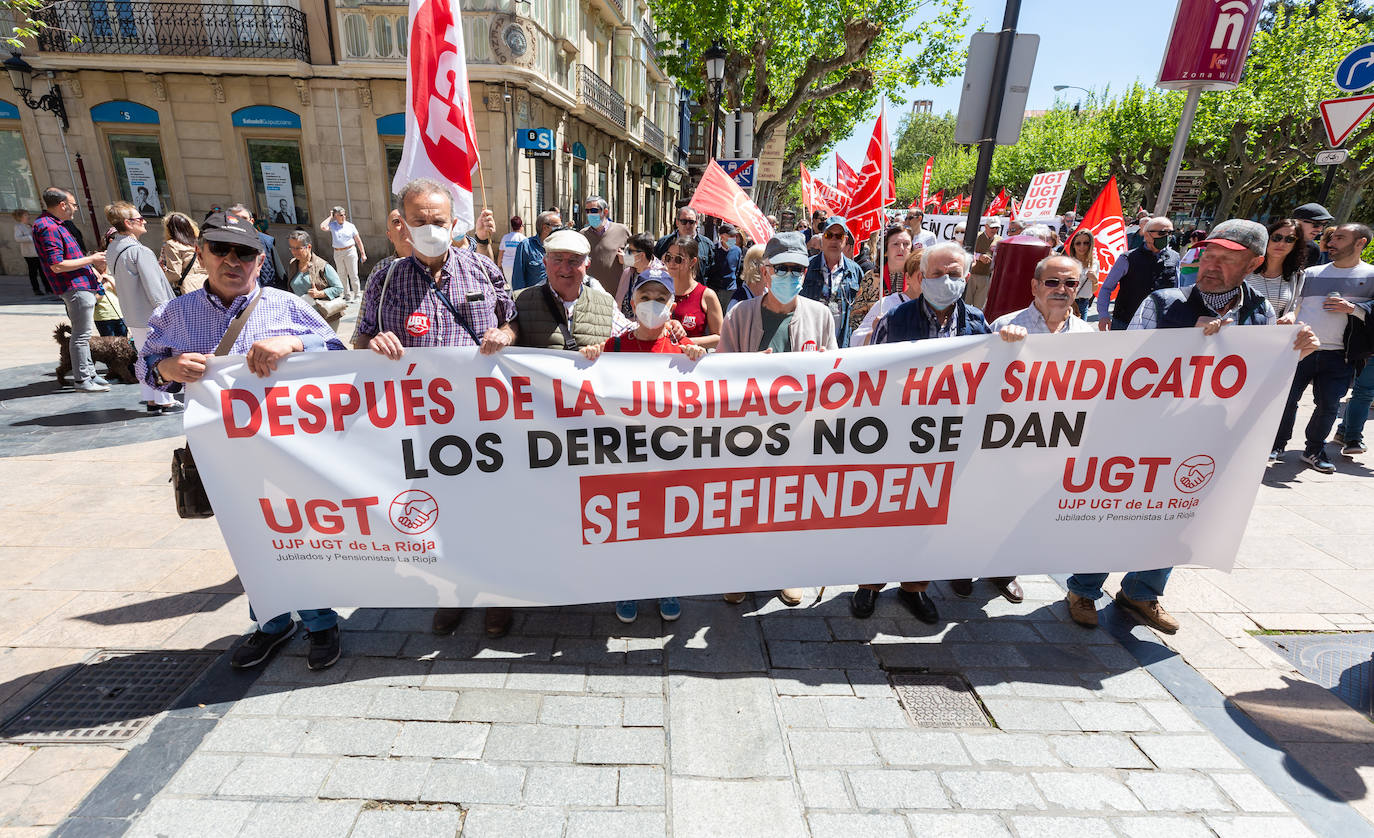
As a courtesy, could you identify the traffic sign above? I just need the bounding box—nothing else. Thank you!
[516,128,554,151]
[954,32,1040,146]
[717,158,756,189]
[1319,94,1374,147]
[1336,42,1374,92]
[1316,149,1350,166]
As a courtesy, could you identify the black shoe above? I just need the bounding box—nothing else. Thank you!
[230,620,296,669]
[991,576,1024,603]
[432,607,464,635]
[306,625,342,670]
[949,579,974,598]
[897,588,940,624]
[850,587,879,619]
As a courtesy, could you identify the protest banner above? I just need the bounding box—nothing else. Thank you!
[922,215,1000,241]
[1018,170,1070,223]
[186,328,1299,619]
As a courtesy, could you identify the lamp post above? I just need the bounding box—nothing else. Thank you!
[4,53,67,131]
[701,39,726,239]
[1052,84,1091,116]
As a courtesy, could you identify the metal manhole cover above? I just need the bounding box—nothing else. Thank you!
[0,650,219,743]
[889,672,992,728]
[1257,632,1373,715]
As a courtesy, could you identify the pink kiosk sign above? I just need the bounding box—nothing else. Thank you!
[1157,0,1264,91]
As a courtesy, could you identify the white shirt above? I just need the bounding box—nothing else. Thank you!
[13,222,35,258]
[990,304,1095,334]
[326,219,359,250]
[1295,261,1374,350]
[913,229,937,249]
[500,231,526,278]
[851,292,910,346]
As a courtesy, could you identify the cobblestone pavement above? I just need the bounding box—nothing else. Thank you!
[0,276,1370,837]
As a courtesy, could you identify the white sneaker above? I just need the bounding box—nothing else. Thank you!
[74,379,110,392]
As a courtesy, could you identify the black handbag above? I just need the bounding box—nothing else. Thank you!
[170,291,263,518]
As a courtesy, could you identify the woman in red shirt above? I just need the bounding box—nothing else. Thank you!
[663,237,723,349]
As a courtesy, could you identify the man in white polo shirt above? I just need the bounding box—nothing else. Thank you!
[1273,222,1374,473]
[319,206,367,301]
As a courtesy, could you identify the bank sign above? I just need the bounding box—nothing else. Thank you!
[1156,0,1263,91]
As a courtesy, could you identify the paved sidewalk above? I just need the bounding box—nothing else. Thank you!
[0,275,1370,837]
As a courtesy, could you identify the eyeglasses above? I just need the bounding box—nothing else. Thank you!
[1270,233,1297,244]
[677,218,697,225]
[1040,278,1081,289]
[663,254,690,265]
[822,231,845,240]
[207,241,260,261]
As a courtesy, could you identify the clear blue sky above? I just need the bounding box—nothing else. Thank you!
[826,0,1178,183]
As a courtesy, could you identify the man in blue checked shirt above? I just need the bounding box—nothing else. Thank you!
[137,211,347,672]
[33,187,110,392]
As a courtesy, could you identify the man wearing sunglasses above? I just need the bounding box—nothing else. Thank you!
[654,206,714,286]
[1096,216,1178,332]
[137,211,348,671]
[801,215,864,347]
[1292,202,1335,269]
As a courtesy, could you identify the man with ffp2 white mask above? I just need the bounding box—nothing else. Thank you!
[355,178,517,640]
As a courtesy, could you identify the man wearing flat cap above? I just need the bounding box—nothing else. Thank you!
[1292,202,1335,269]
[1065,219,1319,635]
[138,210,348,673]
[512,228,618,351]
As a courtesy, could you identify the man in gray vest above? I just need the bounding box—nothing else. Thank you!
[1095,215,1178,331]
[512,229,617,351]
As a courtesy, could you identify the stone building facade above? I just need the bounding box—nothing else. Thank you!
[0,0,687,273]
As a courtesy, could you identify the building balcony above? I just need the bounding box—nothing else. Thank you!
[577,64,626,132]
[34,1,309,62]
[642,116,665,155]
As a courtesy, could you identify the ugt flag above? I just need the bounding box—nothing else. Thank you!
[393,0,481,233]
[690,160,775,244]
[919,156,934,210]
[1066,176,1128,277]
[846,105,894,250]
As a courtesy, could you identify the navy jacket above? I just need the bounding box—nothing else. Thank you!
[877,296,990,343]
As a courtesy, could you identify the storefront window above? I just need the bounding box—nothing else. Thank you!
[106,133,170,217]
[246,138,308,225]
[0,129,37,212]
[384,141,403,206]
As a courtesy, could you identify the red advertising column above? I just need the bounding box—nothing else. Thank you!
[983,234,1051,323]
[1152,0,1264,216]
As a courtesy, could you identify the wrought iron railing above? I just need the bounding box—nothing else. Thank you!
[642,116,664,153]
[35,2,310,62]
[640,17,656,60]
[577,64,626,131]
[605,0,624,17]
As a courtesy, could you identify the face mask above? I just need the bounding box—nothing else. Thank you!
[771,269,804,304]
[1151,233,1170,249]
[634,299,673,329]
[407,223,452,259]
[586,212,602,228]
[921,273,966,309]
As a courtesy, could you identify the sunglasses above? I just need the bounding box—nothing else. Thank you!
[677,218,697,225]
[1270,233,1297,243]
[822,231,845,240]
[207,241,260,261]
[663,254,690,265]
[1040,278,1081,289]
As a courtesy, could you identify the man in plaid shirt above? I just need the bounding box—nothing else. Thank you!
[34,187,109,392]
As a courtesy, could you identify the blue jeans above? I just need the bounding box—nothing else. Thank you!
[249,604,338,634]
[61,288,97,383]
[1068,569,1172,603]
[1337,362,1374,445]
[1274,350,1355,456]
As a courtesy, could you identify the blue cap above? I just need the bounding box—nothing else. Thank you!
[631,260,674,294]
[824,215,848,231]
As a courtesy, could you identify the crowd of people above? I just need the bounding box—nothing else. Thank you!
[20,172,1368,673]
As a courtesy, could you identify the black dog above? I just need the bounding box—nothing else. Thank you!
[54,323,139,385]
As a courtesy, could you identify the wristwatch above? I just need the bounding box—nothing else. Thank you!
[149,361,167,388]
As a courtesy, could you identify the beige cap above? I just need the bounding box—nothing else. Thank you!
[545,228,590,256]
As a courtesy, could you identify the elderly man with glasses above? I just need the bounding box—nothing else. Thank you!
[1095,215,1179,332]
[654,206,714,285]
[801,215,865,347]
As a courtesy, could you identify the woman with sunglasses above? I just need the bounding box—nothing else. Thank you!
[1067,229,1098,319]
[613,232,656,318]
[107,201,179,412]
[849,225,912,336]
[663,237,723,349]
[1245,218,1306,322]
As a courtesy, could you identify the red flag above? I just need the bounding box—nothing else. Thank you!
[986,189,1010,215]
[1009,197,1021,220]
[393,0,481,232]
[690,159,775,245]
[836,155,858,196]
[929,189,944,210]
[958,194,971,213]
[919,156,934,211]
[1066,176,1128,277]
[800,164,825,217]
[845,105,894,248]
[942,195,960,213]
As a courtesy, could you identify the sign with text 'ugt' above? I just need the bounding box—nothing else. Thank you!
[1016,171,1069,223]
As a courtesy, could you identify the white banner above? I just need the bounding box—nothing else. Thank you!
[1019,170,1070,223]
[262,162,295,224]
[123,158,160,217]
[186,329,1299,619]
[920,215,1002,242]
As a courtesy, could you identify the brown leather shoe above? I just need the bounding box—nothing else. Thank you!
[722,592,747,604]
[992,576,1023,603]
[778,588,804,606]
[1066,592,1098,628]
[484,606,513,638]
[431,607,464,635]
[949,579,974,598]
[1114,592,1179,634]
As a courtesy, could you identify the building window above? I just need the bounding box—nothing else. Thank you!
[246,137,308,225]
[533,158,546,218]
[571,162,583,223]
[384,140,403,205]
[0,128,37,212]
[343,13,369,57]
[373,16,394,56]
[105,133,170,217]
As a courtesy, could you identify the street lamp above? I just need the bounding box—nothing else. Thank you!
[5,53,66,131]
[1053,84,1091,116]
[701,39,727,238]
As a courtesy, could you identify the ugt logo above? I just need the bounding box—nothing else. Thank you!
[1174,455,1216,494]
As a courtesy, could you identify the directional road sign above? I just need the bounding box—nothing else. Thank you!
[717,158,756,189]
[1319,94,1374,147]
[1316,149,1350,166]
[1336,42,1374,93]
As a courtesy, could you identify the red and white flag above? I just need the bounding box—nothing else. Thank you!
[930,189,944,210]
[1066,176,1128,276]
[845,105,895,248]
[986,188,1010,215]
[836,154,858,197]
[392,0,481,232]
[942,195,961,214]
[919,156,934,211]
[803,164,849,217]
[690,159,775,245]
[1009,197,1021,220]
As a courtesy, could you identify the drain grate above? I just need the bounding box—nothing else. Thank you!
[0,650,219,744]
[1257,632,1373,716]
[889,671,992,728]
